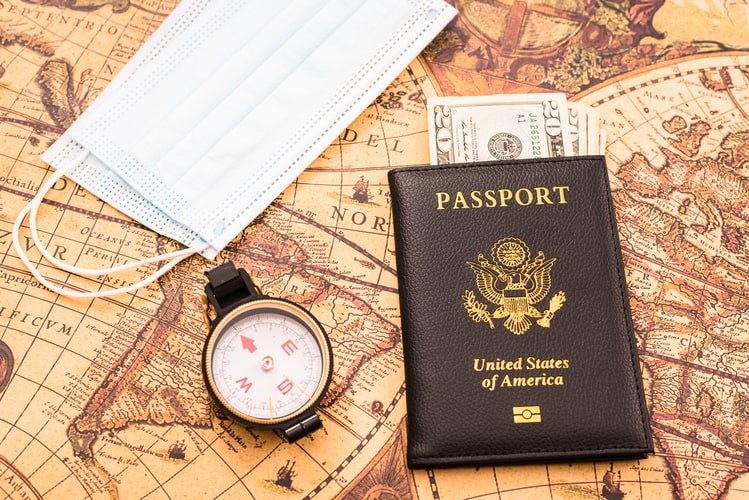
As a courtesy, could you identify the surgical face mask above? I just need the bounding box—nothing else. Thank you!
[13,0,457,298]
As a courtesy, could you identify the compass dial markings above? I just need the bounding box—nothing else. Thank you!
[207,303,329,423]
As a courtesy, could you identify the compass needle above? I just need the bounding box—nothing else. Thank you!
[282,374,313,400]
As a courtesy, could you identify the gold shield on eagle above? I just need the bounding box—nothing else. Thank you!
[462,237,566,335]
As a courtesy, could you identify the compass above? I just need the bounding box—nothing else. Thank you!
[201,261,333,442]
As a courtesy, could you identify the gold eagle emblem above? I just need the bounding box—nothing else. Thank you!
[462,237,566,335]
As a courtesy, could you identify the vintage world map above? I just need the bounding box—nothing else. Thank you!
[0,0,748,499]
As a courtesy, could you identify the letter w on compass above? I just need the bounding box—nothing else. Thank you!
[462,237,566,335]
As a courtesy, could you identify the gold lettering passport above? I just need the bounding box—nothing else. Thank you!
[388,156,653,468]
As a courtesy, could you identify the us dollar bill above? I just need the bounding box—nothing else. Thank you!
[568,102,600,155]
[427,93,575,164]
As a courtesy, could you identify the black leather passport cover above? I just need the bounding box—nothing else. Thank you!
[388,156,653,468]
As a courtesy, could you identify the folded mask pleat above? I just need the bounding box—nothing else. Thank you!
[111,0,303,169]
[136,0,363,182]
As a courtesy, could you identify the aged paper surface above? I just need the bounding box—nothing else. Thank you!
[1,1,748,498]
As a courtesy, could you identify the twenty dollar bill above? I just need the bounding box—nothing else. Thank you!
[427,93,576,164]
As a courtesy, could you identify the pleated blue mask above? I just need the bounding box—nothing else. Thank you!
[13,0,456,297]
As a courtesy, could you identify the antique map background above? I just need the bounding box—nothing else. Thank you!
[0,0,748,499]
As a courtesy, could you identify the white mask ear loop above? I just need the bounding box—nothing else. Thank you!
[12,151,211,298]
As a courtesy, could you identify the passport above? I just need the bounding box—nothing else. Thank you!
[388,156,653,468]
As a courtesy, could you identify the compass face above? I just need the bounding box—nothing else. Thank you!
[203,298,332,425]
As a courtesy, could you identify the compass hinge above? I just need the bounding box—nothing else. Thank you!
[283,414,323,443]
[204,261,260,318]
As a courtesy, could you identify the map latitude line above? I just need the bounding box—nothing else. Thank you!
[651,417,749,466]
[127,3,173,16]
[621,246,748,299]
[272,201,397,278]
[0,184,145,228]
[585,55,749,107]
[643,351,749,391]
[0,107,64,136]
[305,164,415,173]
[241,247,398,296]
